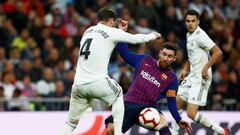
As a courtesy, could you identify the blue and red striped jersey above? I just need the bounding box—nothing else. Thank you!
[124,57,177,106]
[117,42,182,123]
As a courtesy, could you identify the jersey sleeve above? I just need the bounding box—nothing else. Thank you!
[197,31,215,50]
[166,74,182,123]
[167,97,182,123]
[166,74,178,91]
[117,42,146,67]
[112,28,156,44]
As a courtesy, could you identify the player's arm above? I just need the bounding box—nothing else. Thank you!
[114,19,161,44]
[178,60,190,81]
[206,45,222,68]
[166,76,192,134]
[166,75,182,123]
[117,42,145,67]
[166,90,181,123]
[167,95,192,134]
[202,45,222,80]
[198,33,222,80]
[112,29,161,44]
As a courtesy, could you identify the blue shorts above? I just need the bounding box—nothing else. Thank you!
[105,102,161,133]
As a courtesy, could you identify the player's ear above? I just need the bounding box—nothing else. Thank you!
[159,50,162,57]
[110,19,115,27]
[107,18,115,27]
[172,56,176,62]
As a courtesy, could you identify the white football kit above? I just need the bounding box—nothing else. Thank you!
[64,23,158,135]
[177,26,215,106]
[74,23,157,85]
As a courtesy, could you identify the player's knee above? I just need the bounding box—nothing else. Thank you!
[176,96,184,109]
[160,115,167,126]
[186,110,197,120]
[106,123,114,135]
[154,113,168,130]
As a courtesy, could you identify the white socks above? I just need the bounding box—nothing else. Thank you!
[60,122,76,135]
[194,112,224,134]
[112,95,124,135]
[172,110,225,135]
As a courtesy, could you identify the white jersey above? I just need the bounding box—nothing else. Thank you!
[186,26,215,78]
[74,23,157,85]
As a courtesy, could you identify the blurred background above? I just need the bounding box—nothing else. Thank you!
[0,0,239,113]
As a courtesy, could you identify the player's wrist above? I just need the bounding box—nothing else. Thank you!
[177,118,182,124]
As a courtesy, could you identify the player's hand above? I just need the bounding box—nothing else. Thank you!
[178,120,192,134]
[202,66,209,80]
[178,70,187,81]
[151,32,161,39]
[118,19,128,31]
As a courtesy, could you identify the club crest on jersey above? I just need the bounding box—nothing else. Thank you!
[161,73,168,80]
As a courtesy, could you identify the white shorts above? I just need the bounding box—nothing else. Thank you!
[177,75,211,106]
[67,77,122,123]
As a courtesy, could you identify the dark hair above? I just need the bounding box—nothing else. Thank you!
[162,42,179,55]
[97,8,117,21]
[185,9,200,19]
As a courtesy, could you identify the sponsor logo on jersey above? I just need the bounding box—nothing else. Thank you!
[140,70,160,87]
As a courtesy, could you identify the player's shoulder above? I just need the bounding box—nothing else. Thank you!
[98,23,120,31]
[167,68,178,80]
[141,55,156,64]
[136,55,155,68]
[197,27,209,37]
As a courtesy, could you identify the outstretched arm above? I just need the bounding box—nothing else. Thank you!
[166,76,192,134]
[113,19,161,44]
[117,42,146,67]
[167,91,181,123]
[167,93,192,134]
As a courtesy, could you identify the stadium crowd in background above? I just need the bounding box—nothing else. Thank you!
[0,0,240,111]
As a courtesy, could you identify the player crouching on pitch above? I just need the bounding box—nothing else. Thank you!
[105,42,192,135]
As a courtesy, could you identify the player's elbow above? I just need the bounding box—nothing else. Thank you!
[211,45,222,57]
[218,48,222,56]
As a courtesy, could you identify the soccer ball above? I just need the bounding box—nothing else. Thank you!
[138,107,160,129]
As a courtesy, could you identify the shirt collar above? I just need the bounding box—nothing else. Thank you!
[190,26,200,35]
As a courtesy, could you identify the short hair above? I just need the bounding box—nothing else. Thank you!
[162,42,179,56]
[184,9,200,19]
[97,8,117,21]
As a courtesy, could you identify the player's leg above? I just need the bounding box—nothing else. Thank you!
[105,103,149,135]
[105,116,115,135]
[112,93,124,135]
[176,96,185,118]
[106,123,114,135]
[155,113,171,135]
[97,77,124,135]
[187,79,225,134]
[186,103,225,134]
[61,85,93,135]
